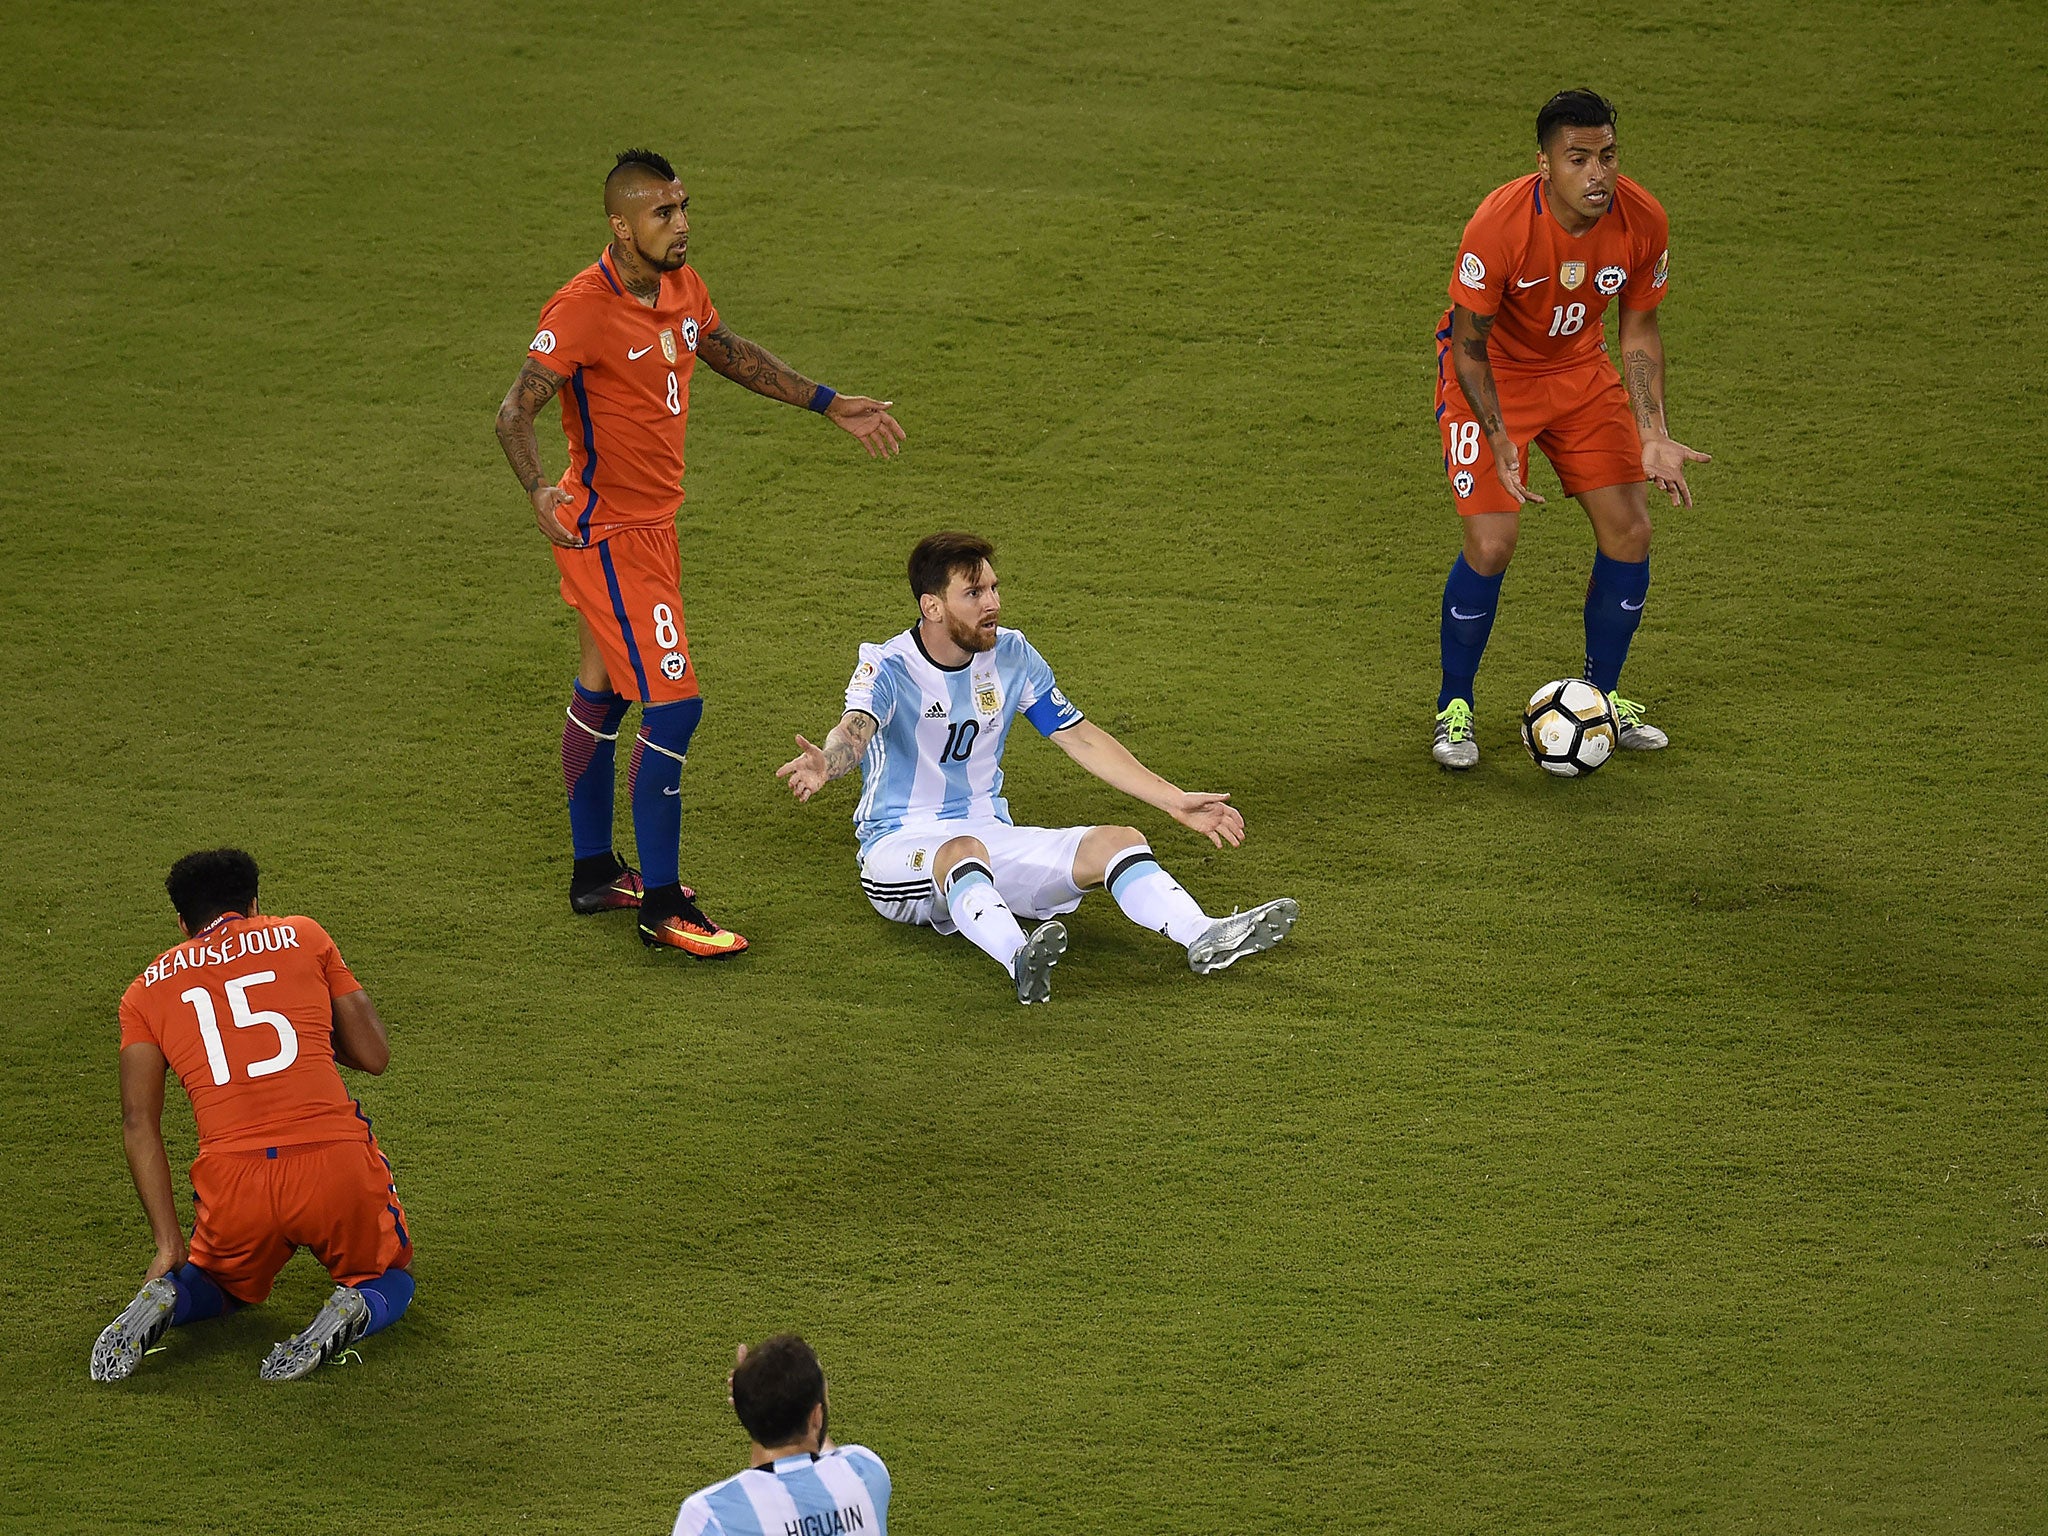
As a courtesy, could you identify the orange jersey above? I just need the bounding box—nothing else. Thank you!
[118,914,372,1154]
[527,249,721,543]
[1442,173,1669,376]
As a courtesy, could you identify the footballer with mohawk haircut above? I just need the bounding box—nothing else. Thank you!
[497,150,906,956]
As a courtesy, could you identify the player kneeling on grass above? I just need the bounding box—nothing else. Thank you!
[777,532,1297,1004]
[92,849,415,1384]
[673,1335,891,1536]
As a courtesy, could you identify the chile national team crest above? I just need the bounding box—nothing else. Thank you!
[1595,265,1627,295]
[1559,262,1586,291]
[682,317,699,352]
[659,328,678,364]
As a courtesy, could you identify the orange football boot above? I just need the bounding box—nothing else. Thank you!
[638,885,749,958]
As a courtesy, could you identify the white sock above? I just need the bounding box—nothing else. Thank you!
[944,863,1029,975]
[1104,846,1210,946]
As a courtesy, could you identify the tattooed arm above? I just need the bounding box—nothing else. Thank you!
[495,358,584,547]
[776,711,878,802]
[1449,304,1543,506]
[696,322,907,459]
[1617,305,1712,508]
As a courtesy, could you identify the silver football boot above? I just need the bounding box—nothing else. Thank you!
[1012,920,1068,1005]
[1608,692,1669,750]
[259,1285,370,1382]
[1186,898,1299,975]
[1432,699,1478,769]
[91,1275,179,1382]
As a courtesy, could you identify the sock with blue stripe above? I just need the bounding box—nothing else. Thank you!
[1582,552,1650,693]
[167,1262,237,1326]
[1438,554,1506,710]
[628,697,703,889]
[1104,845,1211,946]
[943,861,1029,975]
[354,1267,414,1337]
[563,681,630,860]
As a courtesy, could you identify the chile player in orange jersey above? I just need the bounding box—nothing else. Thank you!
[92,850,415,1384]
[1429,89,1711,769]
[496,149,905,956]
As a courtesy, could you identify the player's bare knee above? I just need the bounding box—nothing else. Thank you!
[934,836,990,881]
[1463,529,1517,576]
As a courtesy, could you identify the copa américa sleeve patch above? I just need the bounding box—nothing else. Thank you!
[530,329,557,354]
[1458,251,1486,289]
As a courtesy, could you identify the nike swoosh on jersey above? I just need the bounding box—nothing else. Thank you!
[1449,607,1490,620]
[1516,277,1549,289]
[628,345,654,359]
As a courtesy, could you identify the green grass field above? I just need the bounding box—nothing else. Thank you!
[5,1,2045,1529]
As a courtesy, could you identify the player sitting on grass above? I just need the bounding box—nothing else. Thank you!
[92,850,415,1384]
[776,532,1297,1004]
[672,1335,891,1536]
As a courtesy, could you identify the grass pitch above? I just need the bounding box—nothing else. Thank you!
[4,2,2045,1531]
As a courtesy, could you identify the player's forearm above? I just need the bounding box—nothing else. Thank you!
[495,408,550,493]
[1620,315,1669,439]
[818,713,876,784]
[123,1124,184,1254]
[1064,726,1182,812]
[699,324,819,408]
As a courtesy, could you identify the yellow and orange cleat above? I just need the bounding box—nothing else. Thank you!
[570,851,644,915]
[638,885,749,959]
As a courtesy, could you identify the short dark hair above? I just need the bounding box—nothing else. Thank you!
[165,849,260,929]
[731,1335,825,1448]
[609,148,678,186]
[908,531,996,602]
[1536,88,1618,148]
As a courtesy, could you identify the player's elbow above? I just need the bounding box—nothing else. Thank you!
[350,1038,392,1076]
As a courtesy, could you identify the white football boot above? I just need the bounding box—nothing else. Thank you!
[1012,920,1068,1005]
[91,1276,179,1382]
[1186,898,1299,975]
[1432,699,1478,768]
[259,1285,370,1382]
[1608,692,1669,750]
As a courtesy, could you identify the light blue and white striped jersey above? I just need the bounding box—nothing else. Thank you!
[673,1446,891,1536]
[844,625,1085,854]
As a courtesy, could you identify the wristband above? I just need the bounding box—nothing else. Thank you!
[808,384,837,414]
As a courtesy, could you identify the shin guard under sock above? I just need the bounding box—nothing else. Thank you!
[1439,555,1506,709]
[1583,552,1650,694]
[628,697,703,889]
[943,861,1029,975]
[563,682,631,860]
[1105,846,1211,946]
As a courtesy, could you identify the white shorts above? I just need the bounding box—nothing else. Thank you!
[859,819,1089,933]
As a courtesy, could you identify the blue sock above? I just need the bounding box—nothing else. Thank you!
[168,1261,236,1325]
[563,681,631,860]
[1583,552,1650,693]
[355,1267,415,1337]
[1438,555,1506,709]
[629,698,703,889]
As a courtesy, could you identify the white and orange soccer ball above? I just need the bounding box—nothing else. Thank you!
[1520,679,1617,777]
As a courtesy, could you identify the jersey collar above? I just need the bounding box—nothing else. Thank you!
[911,625,972,673]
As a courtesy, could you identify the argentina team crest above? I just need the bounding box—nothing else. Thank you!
[1559,261,1586,291]
[975,682,1001,715]
[659,328,678,364]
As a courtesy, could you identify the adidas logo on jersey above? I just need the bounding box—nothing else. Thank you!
[923,701,947,719]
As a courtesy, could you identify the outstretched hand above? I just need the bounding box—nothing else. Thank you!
[826,395,905,459]
[1642,436,1712,507]
[776,735,830,801]
[1171,791,1245,848]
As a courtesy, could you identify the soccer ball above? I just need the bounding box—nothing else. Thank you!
[1520,679,1617,777]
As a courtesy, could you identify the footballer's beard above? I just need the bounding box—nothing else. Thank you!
[634,234,689,272]
[946,613,999,654]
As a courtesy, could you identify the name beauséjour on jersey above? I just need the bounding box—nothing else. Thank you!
[139,922,303,987]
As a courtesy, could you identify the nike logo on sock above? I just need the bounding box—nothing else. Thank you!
[662,786,681,796]
[1621,598,1644,611]
[1450,607,1490,621]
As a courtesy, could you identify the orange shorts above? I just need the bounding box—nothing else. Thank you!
[1434,351,1644,516]
[552,524,701,705]
[188,1137,413,1303]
